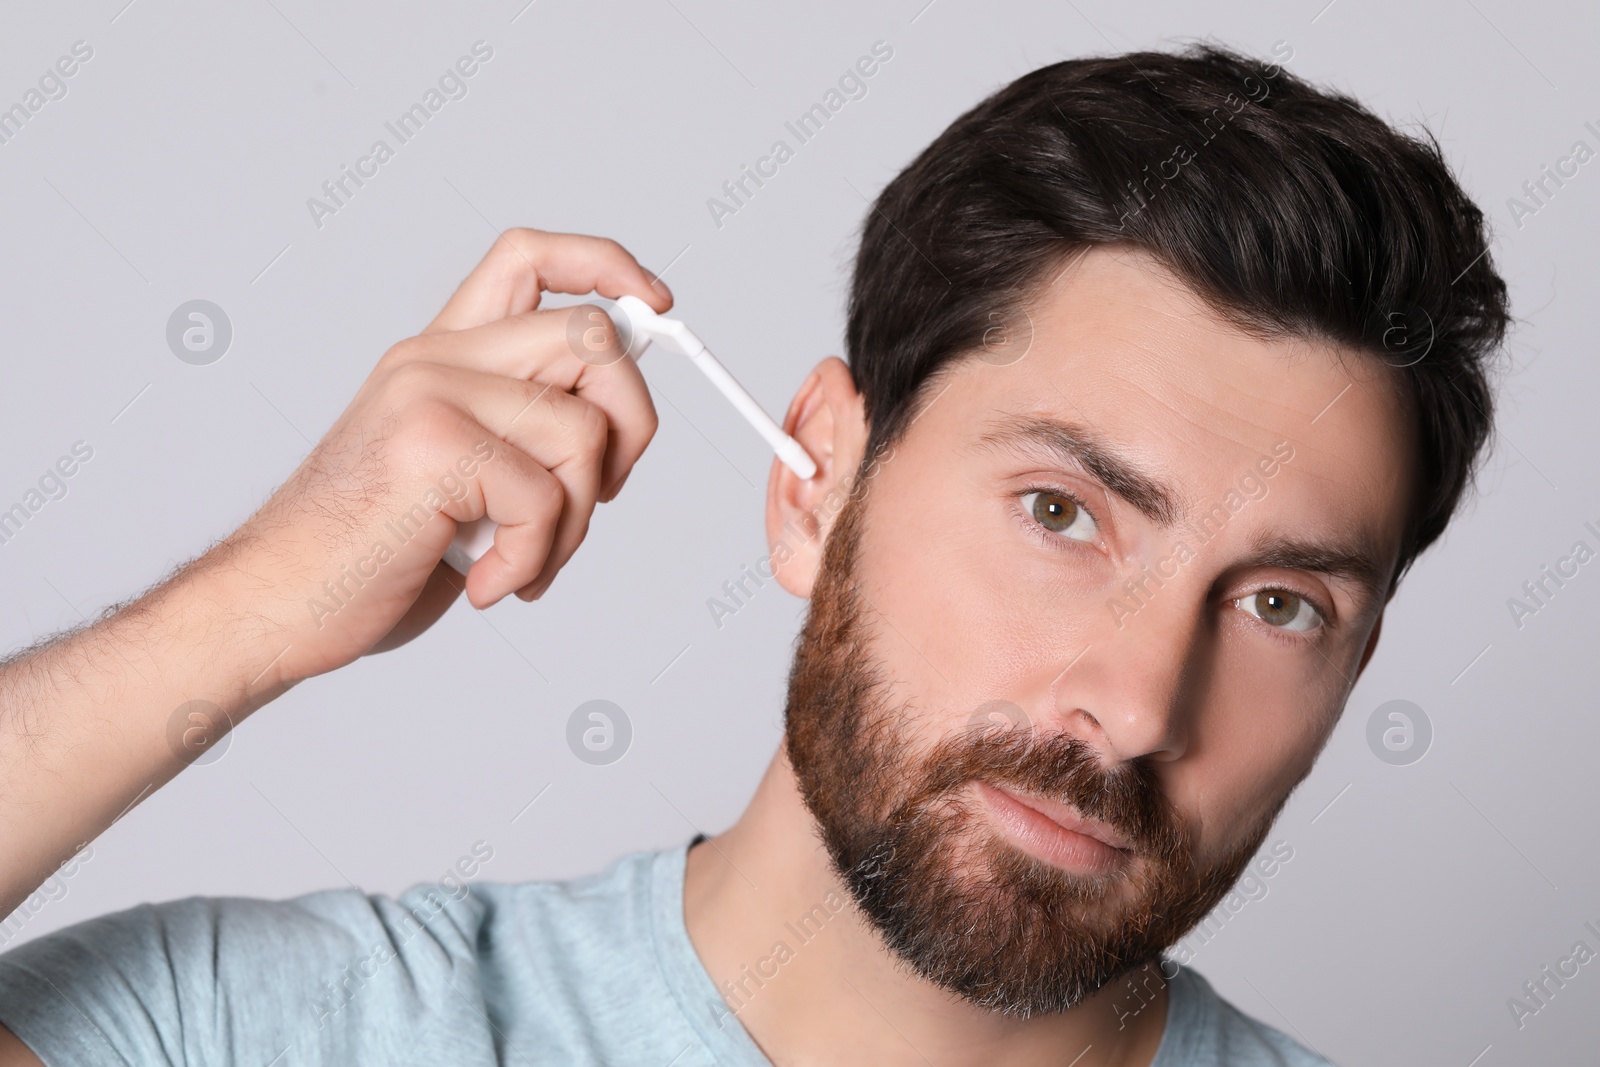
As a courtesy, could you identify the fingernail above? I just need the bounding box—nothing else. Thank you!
[649,275,672,301]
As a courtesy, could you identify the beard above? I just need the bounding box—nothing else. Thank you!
[783,479,1281,1018]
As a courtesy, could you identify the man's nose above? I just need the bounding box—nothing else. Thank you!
[1047,583,1204,763]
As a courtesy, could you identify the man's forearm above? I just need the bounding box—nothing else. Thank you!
[0,547,283,918]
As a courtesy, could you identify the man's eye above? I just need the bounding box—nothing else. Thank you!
[1236,589,1321,632]
[1022,490,1098,542]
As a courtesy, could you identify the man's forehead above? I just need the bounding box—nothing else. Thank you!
[940,246,1413,472]
[1037,251,1358,407]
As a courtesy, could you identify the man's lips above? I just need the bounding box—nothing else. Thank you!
[973,780,1134,875]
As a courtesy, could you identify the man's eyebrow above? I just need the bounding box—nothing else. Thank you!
[973,415,1180,526]
[1247,532,1392,606]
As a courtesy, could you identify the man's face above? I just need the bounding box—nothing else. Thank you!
[782,246,1415,1014]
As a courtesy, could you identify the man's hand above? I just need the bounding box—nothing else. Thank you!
[0,228,669,921]
[219,228,670,684]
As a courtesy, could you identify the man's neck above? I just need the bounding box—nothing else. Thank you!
[681,752,1171,1066]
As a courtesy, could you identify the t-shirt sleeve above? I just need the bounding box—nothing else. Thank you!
[1207,994,1337,1066]
[1165,966,1338,1067]
[0,885,503,1067]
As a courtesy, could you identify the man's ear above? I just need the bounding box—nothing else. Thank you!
[765,357,868,599]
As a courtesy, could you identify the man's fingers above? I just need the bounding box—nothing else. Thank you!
[398,306,614,378]
[387,364,616,604]
[392,308,659,499]
[457,375,609,599]
[449,440,567,607]
[425,228,673,335]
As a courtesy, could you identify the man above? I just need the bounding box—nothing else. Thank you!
[0,44,1506,1066]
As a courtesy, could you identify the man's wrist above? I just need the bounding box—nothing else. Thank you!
[173,540,303,708]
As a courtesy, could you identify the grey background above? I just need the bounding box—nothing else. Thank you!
[0,0,1594,1063]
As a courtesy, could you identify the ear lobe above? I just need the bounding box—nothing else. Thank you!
[765,357,867,599]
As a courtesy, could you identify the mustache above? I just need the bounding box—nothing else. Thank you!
[895,726,1186,859]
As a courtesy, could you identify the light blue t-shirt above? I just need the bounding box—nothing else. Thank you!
[0,842,1332,1065]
